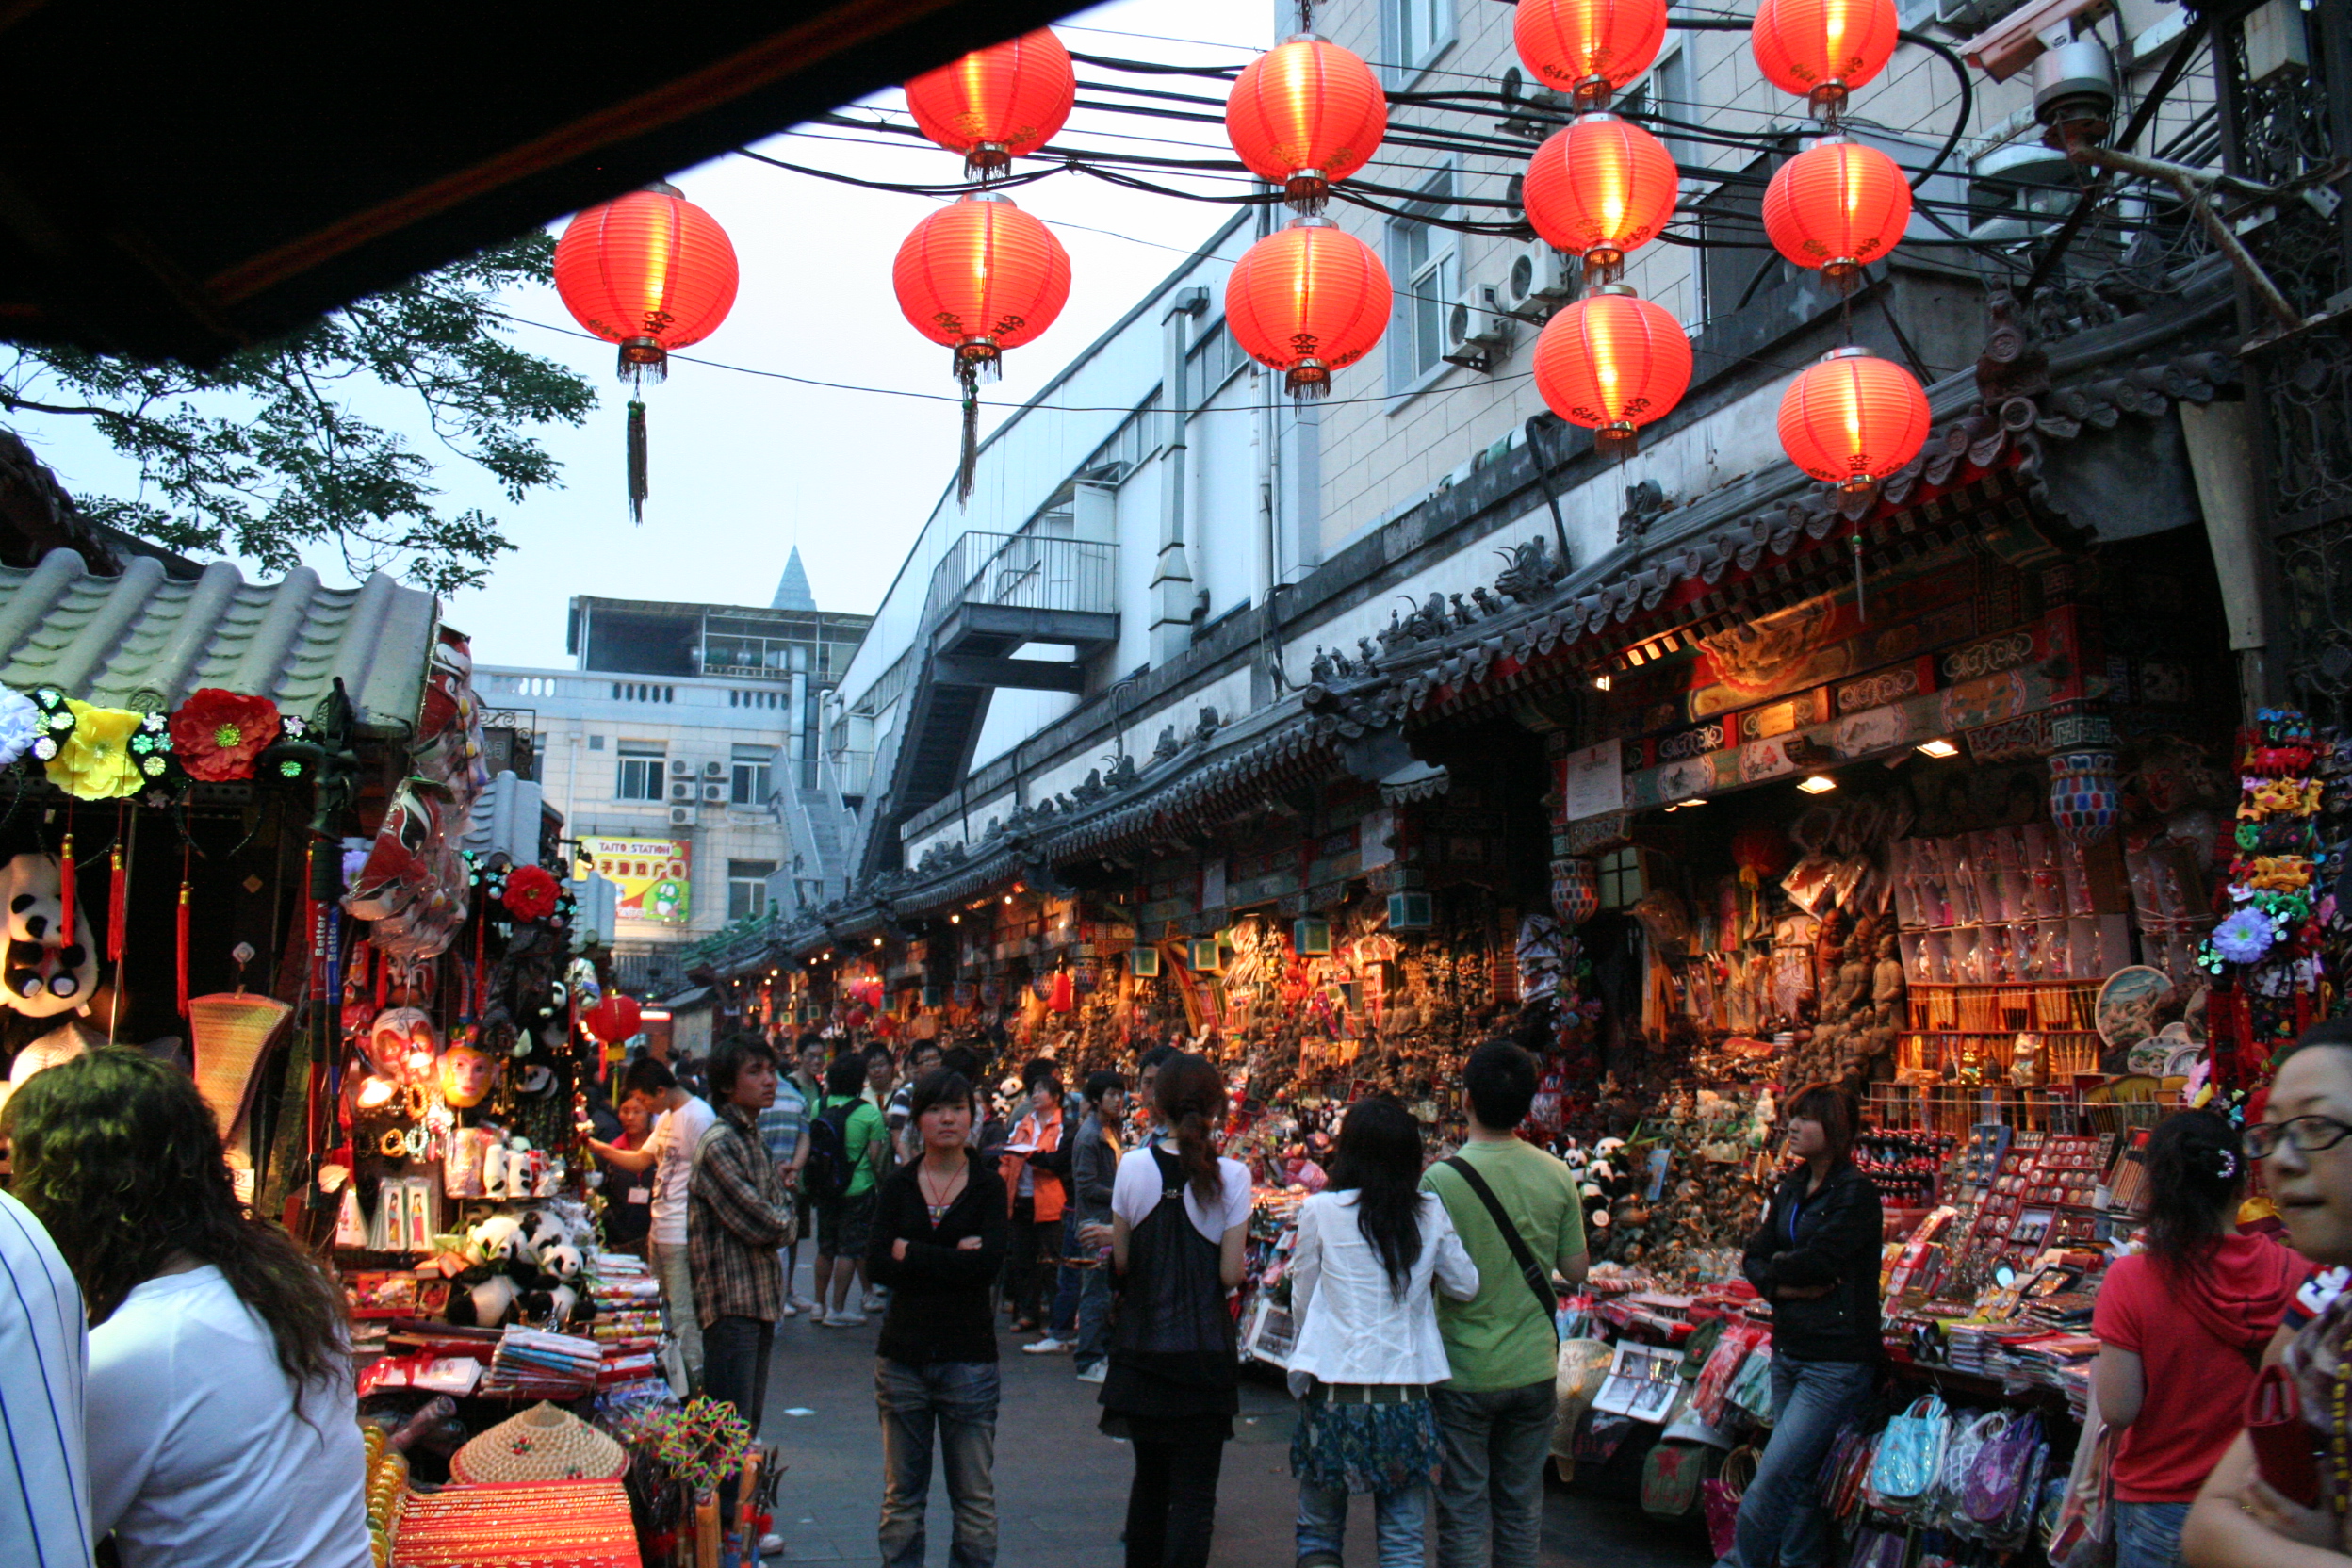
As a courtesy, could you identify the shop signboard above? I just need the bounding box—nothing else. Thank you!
[1558,739,1625,824]
[580,836,692,924]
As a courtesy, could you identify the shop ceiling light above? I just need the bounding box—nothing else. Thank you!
[950,912,960,923]
[1916,738,1960,759]
[1592,674,1612,690]
[1798,774,1838,793]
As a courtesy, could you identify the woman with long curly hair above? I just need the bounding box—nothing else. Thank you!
[4,1049,371,1568]
[1094,1052,1251,1568]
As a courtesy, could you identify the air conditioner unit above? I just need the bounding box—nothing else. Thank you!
[1499,240,1576,317]
[668,805,697,827]
[668,779,695,803]
[701,782,727,803]
[702,760,725,778]
[668,759,694,777]
[1442,285,1511,369]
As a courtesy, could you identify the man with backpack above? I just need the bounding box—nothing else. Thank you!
[805,1053,886,1328]
[1419,1039,1589,1568]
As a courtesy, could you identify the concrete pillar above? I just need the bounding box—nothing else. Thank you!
[1150,286,1209,665]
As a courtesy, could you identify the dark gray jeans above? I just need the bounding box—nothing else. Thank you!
[703,1315,774,1534]
[876,1357,999,1568]
[1431,1379,1555,1568]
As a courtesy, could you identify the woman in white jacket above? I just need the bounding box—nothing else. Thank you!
[1286,1097,1481,1568]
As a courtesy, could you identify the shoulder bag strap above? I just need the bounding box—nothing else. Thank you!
[1444,1155,1560,1335]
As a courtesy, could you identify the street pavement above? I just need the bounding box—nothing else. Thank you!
[751,1260,1708,1568]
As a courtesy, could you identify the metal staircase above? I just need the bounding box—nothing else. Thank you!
[845,531,1117,883]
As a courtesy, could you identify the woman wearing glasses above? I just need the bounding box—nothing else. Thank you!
[2092,1110,2303,1568]
[2185,1021,2352,1567]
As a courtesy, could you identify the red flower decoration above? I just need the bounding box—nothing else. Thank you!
[167,688,282,781]
[502,864,561,922]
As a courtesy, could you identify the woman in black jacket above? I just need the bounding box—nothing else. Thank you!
[1719,1083,1884,1568]
[866,1070,1010,1568]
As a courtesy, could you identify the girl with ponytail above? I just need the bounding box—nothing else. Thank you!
[1091,1052,1251,1568]
[2093,1108,2304,1568]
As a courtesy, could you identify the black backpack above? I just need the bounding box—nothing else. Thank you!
[802,1098,858,1200]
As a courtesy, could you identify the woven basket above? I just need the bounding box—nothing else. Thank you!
[187,990,293,1140]
[451,1401,627,1485]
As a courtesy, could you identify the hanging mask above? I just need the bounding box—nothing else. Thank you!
[439,1038,501,1108]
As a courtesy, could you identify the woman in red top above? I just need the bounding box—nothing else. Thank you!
[2093,1108,2305,1568]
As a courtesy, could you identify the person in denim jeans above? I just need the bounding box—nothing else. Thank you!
[1419,1041,1588,1568]
[866,1069,1008,1568]
[1722,1084,1885,1568]
[1065,1072,1126,1381]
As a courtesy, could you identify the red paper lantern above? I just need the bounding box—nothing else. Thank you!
[1225,34,1387,212]
[1751,0,1900,113]
[892,193,1071,372]
[584,993,642,1045]
[552,183,739,521]
[1514,0,1668,107]
[904,29,1075,177]
[553,184,739,379]
[1522,114,1680,276]
[1532,286,1690,458]
[1777,346,1931,489]
[1763,139,1912,280]
[1224,218,1391,397]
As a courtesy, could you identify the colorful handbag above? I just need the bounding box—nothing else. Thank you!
[1962,1411,2045,1528]
[1865,1394,1948,1511]
[1727,1341,1777,1422]
[1701,1445,1757,1560]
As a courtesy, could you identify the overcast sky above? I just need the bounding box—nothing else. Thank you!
[9,0,1273,670]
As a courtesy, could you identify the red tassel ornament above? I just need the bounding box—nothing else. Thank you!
[56,828,74,953]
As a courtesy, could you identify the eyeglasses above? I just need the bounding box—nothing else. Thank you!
[2245,1115,2352,1158]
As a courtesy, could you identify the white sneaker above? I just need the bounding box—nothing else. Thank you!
[789,1294,819,1315]
[861,1291,887,1312]
[1075,1362,1107,1383]
[777,1300,798,1319]
[1022,1336,1070,1354]
[826,1310,868,1328]
[758,1533,784,1556]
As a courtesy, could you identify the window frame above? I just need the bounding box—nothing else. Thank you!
[727,860,776,922]
[615,743,665,802]
[1382,0,1457,87]
[730,748,774,807]
[1384,164,1461,407]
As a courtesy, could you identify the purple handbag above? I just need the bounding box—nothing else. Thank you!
[1961,1411,2044,1528]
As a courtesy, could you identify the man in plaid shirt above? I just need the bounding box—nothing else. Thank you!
[689,1035,793,1560]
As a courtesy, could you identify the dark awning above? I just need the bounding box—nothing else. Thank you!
[0,0,1077,362]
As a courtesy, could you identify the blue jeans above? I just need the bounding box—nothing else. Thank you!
[875,1358,999,1568]
[2114,1500,2190,1568]
[704,1315,774,1533]
[1050,1211,1082,1333]
[1431,1379,1555,1568]
[1075,1257,1113,1370]
[1298,1479,1428,1568]
[1716,1358,1876,1568]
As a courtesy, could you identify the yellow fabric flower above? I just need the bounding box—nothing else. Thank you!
[44,700,146,800]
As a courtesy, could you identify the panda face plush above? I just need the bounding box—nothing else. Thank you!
[0,853,95,1017]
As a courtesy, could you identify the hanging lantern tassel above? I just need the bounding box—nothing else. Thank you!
[626,400,649,524]
[106,833,128,967]
[175,876,191,1018]
[957,359,984,506]
[1852,531,1867,622]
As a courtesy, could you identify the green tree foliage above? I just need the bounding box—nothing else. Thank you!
[0,233,595,596]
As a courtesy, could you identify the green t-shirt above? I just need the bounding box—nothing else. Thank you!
[818,1095,886,1197]
[1421,1137,1586,1392]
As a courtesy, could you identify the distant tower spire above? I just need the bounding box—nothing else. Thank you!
[771,547,816,611]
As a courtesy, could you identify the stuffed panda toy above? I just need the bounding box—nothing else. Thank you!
[444,1212,533,1329]
[0,853,95,1018]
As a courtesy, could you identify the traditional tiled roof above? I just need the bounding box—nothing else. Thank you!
[0,547,437,728]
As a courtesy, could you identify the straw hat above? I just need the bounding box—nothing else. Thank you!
[450,1402,627,1485]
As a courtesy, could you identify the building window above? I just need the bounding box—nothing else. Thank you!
[1598,847,1646,909]
[1388,171,1457,389]
[616,743,665,801]
[1386,0,1454,80]
[727,860,776,921]
[731,744,773,806]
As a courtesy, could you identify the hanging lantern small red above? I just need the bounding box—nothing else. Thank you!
[1751,0,1901,114]
[1224,218,1392,398]
[904,29,1076,178]
[583,993,642,1045]
[1225,34,1388,212]
[893,193,1072,500]
[1777,346,1931,490]
[1514,0,1668,108]
[1522,113,1680,278]
[1762,138,1913,281]
[1532,286,1690,459]
[552,183,740,522]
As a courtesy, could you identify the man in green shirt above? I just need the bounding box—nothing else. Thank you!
[1420,1039,1589,1568]
[811,1052,887,1327]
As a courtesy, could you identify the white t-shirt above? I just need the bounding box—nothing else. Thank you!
[0,1191,89,1568]
[89,1266,371,1568]
[647,1095,717,1247]
[1111,1144,1253,1242]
